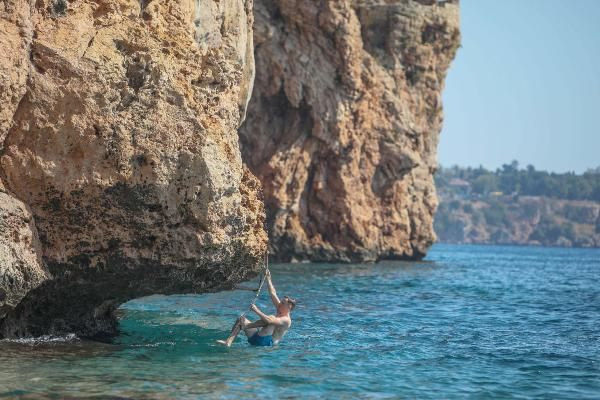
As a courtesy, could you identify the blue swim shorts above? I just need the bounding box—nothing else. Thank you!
[248,332,273,346]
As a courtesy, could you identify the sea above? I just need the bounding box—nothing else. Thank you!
[1,244,599,399]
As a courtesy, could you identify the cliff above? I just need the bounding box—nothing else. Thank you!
[435,165,600,247]
[239,0,460,262]
[0,0,266,338]
[0,0,460,338]
[436,195,600,247]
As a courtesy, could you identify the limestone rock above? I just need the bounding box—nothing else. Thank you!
[239,0,460,262]
[0,0,266,338]
[0,0,31,143]
[0,191,49,320]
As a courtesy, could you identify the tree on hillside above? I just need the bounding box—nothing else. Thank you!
[586,166,600,175]
[436,163,600,201]
[472,174,498,195]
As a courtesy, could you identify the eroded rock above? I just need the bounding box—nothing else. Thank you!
[0,191,49,320]
[239,0,460,262]
[0,0,266,338]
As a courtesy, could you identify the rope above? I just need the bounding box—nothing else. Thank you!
[239,253,269,319]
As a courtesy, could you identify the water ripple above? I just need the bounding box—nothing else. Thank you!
[0,244,599,398]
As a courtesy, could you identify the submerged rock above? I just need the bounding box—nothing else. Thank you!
[0,0,266,338]
[239,0,460,262]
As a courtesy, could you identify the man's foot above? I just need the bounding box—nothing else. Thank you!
[218,318,243,347]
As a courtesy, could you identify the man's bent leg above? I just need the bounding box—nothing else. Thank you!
[217,316,245,347]
[217,317,268,347]
[241,318,267,338]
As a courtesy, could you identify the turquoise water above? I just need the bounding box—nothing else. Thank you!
[1,244,599,399]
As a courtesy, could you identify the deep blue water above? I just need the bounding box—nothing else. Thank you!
[1,244,599,399]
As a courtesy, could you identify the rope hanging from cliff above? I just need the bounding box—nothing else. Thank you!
[239,253,270,319]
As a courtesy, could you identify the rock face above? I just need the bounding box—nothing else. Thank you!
[0,191,49,320]
[239,0,460,262]
[0,0,266,338]
[436,195,600,248]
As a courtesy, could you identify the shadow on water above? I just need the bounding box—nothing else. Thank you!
[0,337,116,361]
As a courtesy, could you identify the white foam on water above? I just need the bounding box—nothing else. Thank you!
[130,341,176,348]
[0,333,79,345]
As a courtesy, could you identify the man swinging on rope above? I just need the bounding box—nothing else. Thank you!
[218,269,296,347]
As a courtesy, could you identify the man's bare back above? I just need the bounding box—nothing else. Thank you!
[218,270,296,347]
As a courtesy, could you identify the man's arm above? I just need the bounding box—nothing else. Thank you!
[265,269,280,308]
[250,304,288,326]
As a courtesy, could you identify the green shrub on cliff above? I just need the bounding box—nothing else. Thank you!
[482,201,509,227]
[529,218,576,244]
[434,208,465,242]
[563,204,597,224]
[521,202,540,219]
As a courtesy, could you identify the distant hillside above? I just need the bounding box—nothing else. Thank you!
[435,163,600,247]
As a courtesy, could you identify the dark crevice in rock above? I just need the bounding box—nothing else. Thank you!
[50,0,67,18]
[356,6,392,66]
[126,59,149,91]
[240,87,313,170]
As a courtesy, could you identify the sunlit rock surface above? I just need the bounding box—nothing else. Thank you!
[239,0,460,262]
[0,0,266,338]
